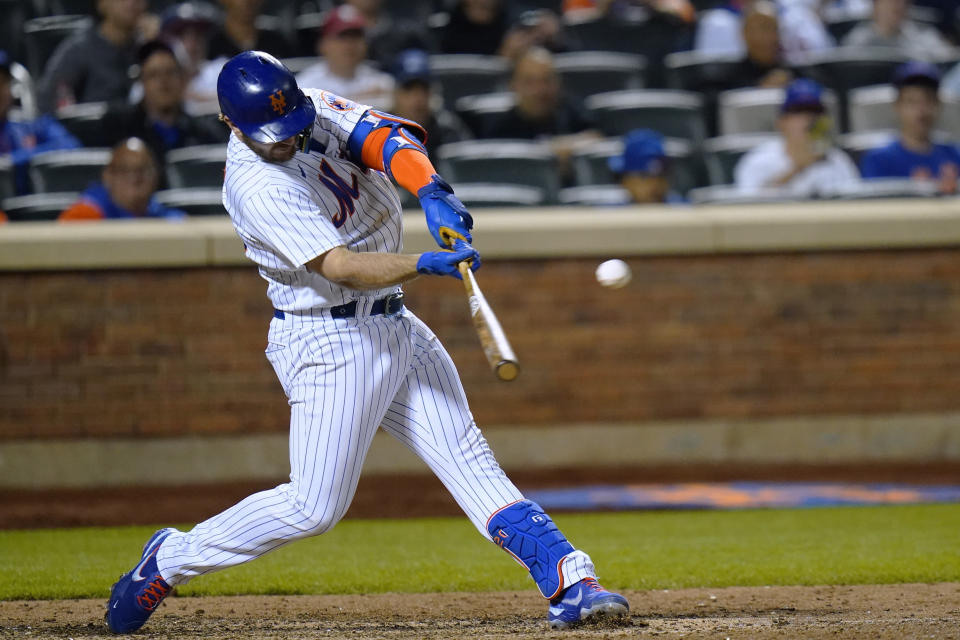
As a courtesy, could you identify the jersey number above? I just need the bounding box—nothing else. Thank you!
[317,159,360,228]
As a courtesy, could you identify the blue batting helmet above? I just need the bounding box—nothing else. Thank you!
[217,51,316,144]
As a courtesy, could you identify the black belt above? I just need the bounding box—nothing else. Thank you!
[274,292,404,320]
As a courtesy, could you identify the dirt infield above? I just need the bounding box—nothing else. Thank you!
[2,583,958,639]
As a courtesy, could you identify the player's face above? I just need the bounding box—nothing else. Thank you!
[244,135,299,163]
[223,116,299,163]
[896,85,939,137]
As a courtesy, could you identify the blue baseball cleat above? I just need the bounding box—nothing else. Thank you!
[547,577,630,629]
[105,527,178,633]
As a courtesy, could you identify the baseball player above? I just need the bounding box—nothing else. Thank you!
[105,51,629,633]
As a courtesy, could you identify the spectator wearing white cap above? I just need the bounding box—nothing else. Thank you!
[296,5,394,110]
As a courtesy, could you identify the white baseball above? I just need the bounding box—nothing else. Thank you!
[595,259,632,289]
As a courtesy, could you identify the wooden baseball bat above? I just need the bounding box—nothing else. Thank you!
[458,261,520,382]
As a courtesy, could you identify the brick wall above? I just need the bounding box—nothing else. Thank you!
[2,248,960,440]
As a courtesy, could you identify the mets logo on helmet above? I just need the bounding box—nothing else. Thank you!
[269,90,287,114]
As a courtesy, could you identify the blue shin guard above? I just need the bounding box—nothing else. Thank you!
[487,500,574,599]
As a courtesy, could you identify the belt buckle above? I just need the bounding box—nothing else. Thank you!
[383,292,404,317]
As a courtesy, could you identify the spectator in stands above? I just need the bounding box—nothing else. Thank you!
[499,10,568,63]
[343,0,432,70]
[60,138,185,221]
[0,51,80,195]
[738,1,794,88]
[842,0,957,62]
[695,0,834,66]
[159,2,222,114]
[735,78,859,197]
[207,0,292,60]
[439,0,510,55]
[296,6,394,110]
[389,50,472,159]
[0,210,6,223]
[564,0,695,23]
[609,129,684,204]
[38,0,150,112]
[485,48,599,156]
[860,62,959,194]
[100,41,226,167]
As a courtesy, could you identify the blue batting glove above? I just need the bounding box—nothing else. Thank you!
[418,175,474,248]
[416,242,481,279]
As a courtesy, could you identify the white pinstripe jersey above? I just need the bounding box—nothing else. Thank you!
[222,88,403,311]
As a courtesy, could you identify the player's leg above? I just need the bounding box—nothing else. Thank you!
[380,313,628,628]
[107,316,408,633]
[156,316,408,583]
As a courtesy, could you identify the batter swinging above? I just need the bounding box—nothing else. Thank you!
[105,51,629,633]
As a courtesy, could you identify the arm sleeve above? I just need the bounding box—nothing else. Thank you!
[241,184,344,269]
[734,149,771,193]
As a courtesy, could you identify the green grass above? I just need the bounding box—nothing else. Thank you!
[1,504,959,600]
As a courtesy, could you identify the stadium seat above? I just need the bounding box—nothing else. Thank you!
[0,157,16,202]
[558,185,630,206]
[453,92,515,138]
[663,50,745,92]
[687,184,798,205]
[428,55,510,109]
[848,84,960,133]
[293,12,323,58]
[563,15,692,87]
[22,15,94,76]
[703,133,779,185]
[29,148,110,194]
[8,61,38,121]
[447,183,546,208]
[2,192,78,221]
[553,52,646,102]
[584,90,706,143]
[436,140,560,203]
[836,178,939,199]
[55,102,110,147]
[796,47,911,131]
[717,87,840,136]
[570,136,706,195]
[153,188,226,216]
[165,145,228,189]
[279,57,316,74]
[46,0,97,13]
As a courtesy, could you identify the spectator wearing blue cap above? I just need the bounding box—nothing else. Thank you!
[0,51,81,195]
[388,50,472,159]
[735,78,859,197]
[609,129,683,204]
[860,62,959,195]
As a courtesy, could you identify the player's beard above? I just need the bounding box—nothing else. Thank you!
[240,134,298,163]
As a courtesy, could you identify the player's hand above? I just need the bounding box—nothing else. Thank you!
[418,175,474,249]
[416,241,481,279]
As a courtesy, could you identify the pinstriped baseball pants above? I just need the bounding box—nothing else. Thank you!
[156,308,596,590]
